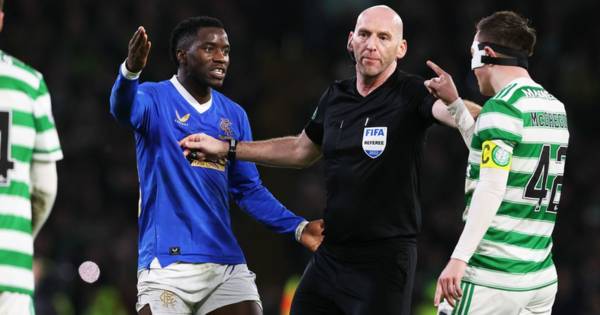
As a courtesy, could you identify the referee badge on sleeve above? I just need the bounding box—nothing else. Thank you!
[362,127,387,159]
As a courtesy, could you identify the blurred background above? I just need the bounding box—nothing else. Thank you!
[2,0,598,314]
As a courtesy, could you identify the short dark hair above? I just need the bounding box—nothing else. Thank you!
[476,11,537,57]
[169,16,225,66]
[0,0,4,10]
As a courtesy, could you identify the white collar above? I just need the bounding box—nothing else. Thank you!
[169,75,212,114]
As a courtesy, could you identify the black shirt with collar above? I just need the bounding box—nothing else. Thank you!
[305,67,437,250]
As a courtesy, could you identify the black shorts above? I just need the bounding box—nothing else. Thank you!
[290,239,417,315]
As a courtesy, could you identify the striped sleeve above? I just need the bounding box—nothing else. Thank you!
[32,78,63,161]
[476,99,523,147]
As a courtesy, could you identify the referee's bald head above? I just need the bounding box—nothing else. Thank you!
[355,5,404,40]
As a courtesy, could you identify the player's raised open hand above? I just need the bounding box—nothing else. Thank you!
[126,26,152,73]
[424,60,459,105]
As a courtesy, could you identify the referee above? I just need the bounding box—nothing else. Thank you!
[180,5,479,315]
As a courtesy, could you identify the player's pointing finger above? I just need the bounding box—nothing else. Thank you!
[426,60,447,77]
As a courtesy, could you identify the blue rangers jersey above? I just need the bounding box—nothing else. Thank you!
[110,70,304,269]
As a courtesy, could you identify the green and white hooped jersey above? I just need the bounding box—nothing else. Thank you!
[463,77,568,291]
[0,50,62,295]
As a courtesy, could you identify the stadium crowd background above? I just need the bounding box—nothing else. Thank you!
[2,0,598,314]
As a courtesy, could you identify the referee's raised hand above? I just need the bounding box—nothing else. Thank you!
[126,26,152,73]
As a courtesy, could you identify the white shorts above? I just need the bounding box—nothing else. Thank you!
[438,282,557,315]
[0,292,35,315]
[136,262,261,315]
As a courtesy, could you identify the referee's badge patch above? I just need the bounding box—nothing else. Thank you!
[362,127,387,159]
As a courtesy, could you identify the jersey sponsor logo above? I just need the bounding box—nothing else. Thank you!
[189,157,226,171]
[362,127,387,159]
[481,140,511,170]
[175,110,190,126]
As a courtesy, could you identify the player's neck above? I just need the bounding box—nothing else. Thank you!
[176,73,212,104]
[491,67,531,94]
[356,61,397,97]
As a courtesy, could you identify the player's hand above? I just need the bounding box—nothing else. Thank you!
[126,26,152,73]
[180,133,229,160]
[424,60,459,105]
[300,219,324,252]
[434,258,466,307]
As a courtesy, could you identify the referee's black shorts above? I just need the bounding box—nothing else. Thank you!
[290,238,417,315]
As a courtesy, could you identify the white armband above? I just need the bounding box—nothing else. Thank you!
[447,98,475,146]
[120,60,142,80]
[295,220,309,242]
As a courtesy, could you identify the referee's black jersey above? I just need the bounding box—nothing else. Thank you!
[304,67,437,246]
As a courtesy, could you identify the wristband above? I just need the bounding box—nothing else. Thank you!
[120,60,142,80]
[227,138,237,161]
[295,220,309,242]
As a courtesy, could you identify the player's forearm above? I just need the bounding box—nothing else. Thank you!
[451,167,509,262]
[433,98,481,146]
[235,184,307,235]
[464,99,482,119]
[229,161,306,235]
[109,62,140,125]
[238,134,320,169]
[432,99,457,127]
[447,98,478,146]
[30,162,58,238]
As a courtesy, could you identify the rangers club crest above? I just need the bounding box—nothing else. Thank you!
[362,127,387,159]
[220,118,233,137]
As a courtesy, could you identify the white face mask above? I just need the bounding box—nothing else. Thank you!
[470,41,486,70]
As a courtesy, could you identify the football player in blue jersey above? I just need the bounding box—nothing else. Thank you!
[110,16,323,315]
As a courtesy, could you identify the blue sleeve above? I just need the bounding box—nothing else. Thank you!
[228,110,305,235]
[109,70,152,132]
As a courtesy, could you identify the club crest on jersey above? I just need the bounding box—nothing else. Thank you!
[175,110,190,126]
[220,118,233,137]
[362,127,387,159]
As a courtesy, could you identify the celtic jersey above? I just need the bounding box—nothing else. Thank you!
[0,50,63,295]
[463,77,568,291]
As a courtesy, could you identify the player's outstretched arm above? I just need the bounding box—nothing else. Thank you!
[180,130,322,169]
[109,27,152,128]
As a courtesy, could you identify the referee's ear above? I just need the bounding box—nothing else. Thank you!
[396,38,407,60]
[347,31,356,63]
